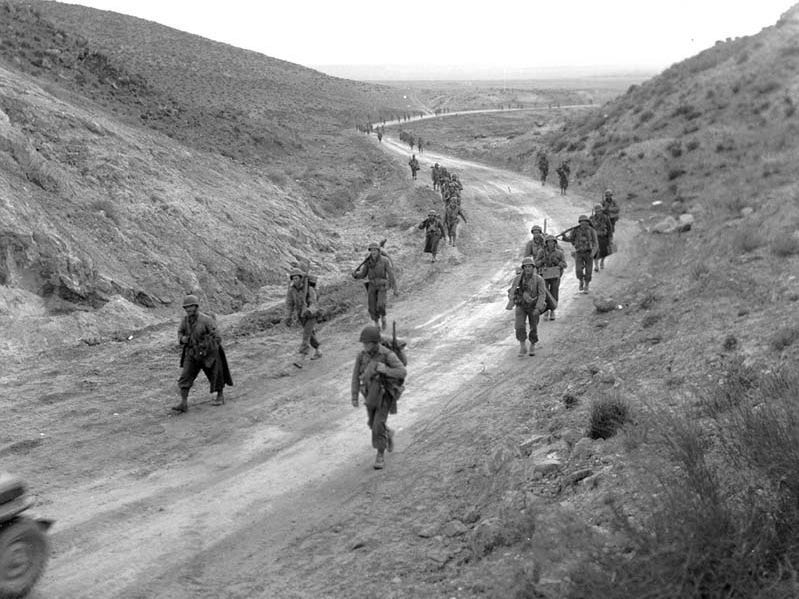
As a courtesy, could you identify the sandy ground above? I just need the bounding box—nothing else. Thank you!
[7,135,596,598]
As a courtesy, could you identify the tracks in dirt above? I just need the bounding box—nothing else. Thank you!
[35,137,593,598]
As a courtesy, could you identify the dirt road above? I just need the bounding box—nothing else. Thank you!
[14,138,593,598]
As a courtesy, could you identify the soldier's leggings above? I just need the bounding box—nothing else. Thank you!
[544,276,561,303]
[366,283,387,321]
[575,251,593,283]
[178,355,224,393]
[298,316,320,354]
[366,400,391,451]
[514,305,540,344]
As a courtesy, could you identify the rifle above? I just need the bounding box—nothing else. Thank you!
[352,238,387,277]
[554,225,578,241]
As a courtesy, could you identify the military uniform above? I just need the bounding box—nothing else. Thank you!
[535,235,567,319]
[353,245,396,329]
[351,326,407,469]
[508,258,547,356]
[285,271,322,367]
[590,205,614,271]
[564,216,598,292]
[523,226,545,257]
[419,211,446,261]
[174,295,233,412]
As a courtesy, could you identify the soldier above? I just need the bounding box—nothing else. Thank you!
[444,201,467,247]
[602,189,620,233]
[376,128,383,143]
[556,162,570,195]
[351,325,407,470]
[523,225,545,257]
[173,295,233,413]
[353,242,397,330]
[562,215,598,293]
[431,163,441,191]
[590,204,613,272]
[408,154,420,180]
[535,235,567,320]
[285,269,322,368]
[537,152,549,186]
[417,137,424,153]
[507,257,547,356]
[418,209,446,262]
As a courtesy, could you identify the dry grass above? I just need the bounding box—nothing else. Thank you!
[587,393,630,440]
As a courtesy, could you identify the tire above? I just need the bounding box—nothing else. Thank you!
[0,518,49,599]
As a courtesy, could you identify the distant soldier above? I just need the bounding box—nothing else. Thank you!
[535,235,567,321]
[351,325,407,470]
[376,128,383,143]
[537,153,549,186]
[431,163,441,191]
[444,201,467,246]
[556,162,570,195]
[408,154,420,180]
[507,257,547,356]
[285,268,322,368]
[561,215,598,293]
[523,225,545,257]
[602,189,620,233]
[418,209,446,262]
[173,295,233,413]
[590,204,613,273]
[353,242,397,330]
[417,137,424,153]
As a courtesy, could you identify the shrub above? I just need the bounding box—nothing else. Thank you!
[733,228,765,253]
[588,394,630,440]
[641,313,661,329]
[667,168,686,180]
[638,110,654,124]
[770,325,799,351]
[770,235,799,257]
[686,139,700,152]
[666,140,683,158]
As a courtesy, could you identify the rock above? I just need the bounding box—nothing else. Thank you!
[740,207,755,217]
[678,213,694,230]
[564,469,593,486]
[441,519,469,537]
[532,459,562,476]
[468,517,504,557]
[562,393,579,409]
[651,216,679,234]
[593,296,618,313]
[560,428,583,447]
[519,434,548,456]
[416,524,438,538]
[571,437,594,461]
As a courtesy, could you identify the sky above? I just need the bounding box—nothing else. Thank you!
[60,0,797,78]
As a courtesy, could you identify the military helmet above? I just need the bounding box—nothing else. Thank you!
[182,294,199,308]
[594,204,604,210]
[289,269,304,279]
[359,325,381,344]
[367,242,380,250]
[521,256,536,268]
[604,189,613,198]
[530,225,543,234]
[545,234,556,242]
[428,209,437,216]
[578,214,589,223]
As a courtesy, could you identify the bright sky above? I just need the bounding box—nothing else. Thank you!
[61,0,796,71]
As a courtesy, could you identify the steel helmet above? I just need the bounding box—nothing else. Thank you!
[578,215,589,223]
[367,242,380,250]
[604,189,613,198]
[359,325,381,343]
[530,225,543,234]
[521,256,536,267]
[288,270,304,279]
[182,294,199,308]
[545,234,556,242]
[428,209,437,216]
[594,204,604,211]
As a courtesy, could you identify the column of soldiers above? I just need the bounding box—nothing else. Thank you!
[508,188,621,355]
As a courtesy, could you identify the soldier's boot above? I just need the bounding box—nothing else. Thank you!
[374,450,385,470]
[578,279,584,292]
[518,340,527,356]
[310,347,323,360]
[431,254,436,263]
[380,315,387,330]
[584,281,590,294]
[293,352,307,369]
[550,310,556,321]
[211,390,225,406]
[600,258,605,270]
[172,389,189,413]
[528,342,536,356]
[594,260,600,273]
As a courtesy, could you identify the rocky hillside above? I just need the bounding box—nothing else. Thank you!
[0,0,413,319]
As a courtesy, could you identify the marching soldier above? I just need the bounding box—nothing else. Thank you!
[418,209,446,262]
[523,225,545,257]
[174,295,233,413]
[351,325,407,470]
[285,268,322,368]
[561,215,598,293]
[408,154,420,180]
[353,242,397,330]
[507,257,547,356]
[535,235,567,320]
[590,204,613,273]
